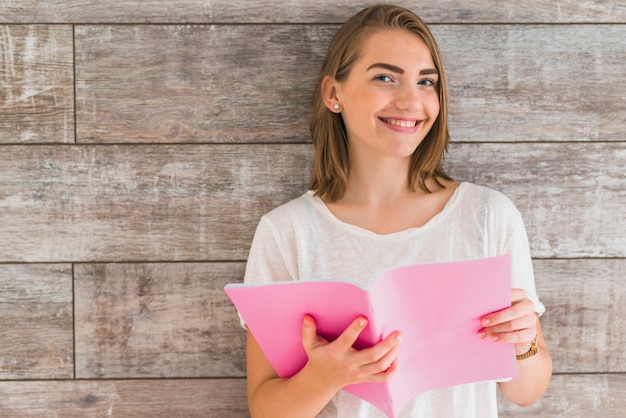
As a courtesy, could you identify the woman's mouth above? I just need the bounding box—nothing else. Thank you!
[379,117,420,128]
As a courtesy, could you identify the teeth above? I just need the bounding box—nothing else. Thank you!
[384,118,417,128]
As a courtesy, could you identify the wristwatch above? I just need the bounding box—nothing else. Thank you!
[516,337,538,360]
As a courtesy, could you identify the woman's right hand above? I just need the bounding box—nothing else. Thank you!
[300,314,402,393]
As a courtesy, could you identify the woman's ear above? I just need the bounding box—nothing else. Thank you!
[321,75,341,112]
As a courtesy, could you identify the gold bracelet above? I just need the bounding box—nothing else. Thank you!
[516,337,538,360]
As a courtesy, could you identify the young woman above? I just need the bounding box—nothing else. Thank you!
[243,4,552,417]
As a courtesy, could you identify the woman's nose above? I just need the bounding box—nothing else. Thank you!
[394,86,423,111]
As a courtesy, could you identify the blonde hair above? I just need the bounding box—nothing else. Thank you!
[309,4,452,201]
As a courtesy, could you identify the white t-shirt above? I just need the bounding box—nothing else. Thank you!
[244,182,544,418]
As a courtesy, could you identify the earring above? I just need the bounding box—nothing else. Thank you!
[333,103,340,111]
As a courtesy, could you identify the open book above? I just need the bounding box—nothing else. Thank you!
[225,255,516,418]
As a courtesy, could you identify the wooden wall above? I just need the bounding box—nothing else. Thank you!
[1,1,624,416]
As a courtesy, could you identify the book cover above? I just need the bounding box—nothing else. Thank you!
[225,255,517,417]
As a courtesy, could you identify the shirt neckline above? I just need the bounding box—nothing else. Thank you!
[305,182,467,238]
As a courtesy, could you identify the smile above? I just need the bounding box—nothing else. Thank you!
[379,117,420,128]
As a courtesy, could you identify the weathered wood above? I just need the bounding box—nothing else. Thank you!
[74,25,325,143]
[0,143,623,262]
[74,24,625,144]
[535,259,626,373]
[0,144,312,262]
[0,374,623,417]
[498,373,626,417]
[436,24,626,143]
[74,262,247,378]
[0,264,73,379]
[447,142,626,258]
[0,378,249,417]
[70,258,625,378]
[1,0,625,24]
[0,25,74,143]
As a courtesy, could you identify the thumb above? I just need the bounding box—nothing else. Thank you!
[302,314,321,351]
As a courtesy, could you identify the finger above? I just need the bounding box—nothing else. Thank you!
[368,352,401,383]
[489,328,536,344]
[479,311,538,343]
[481,297,535,328]
[482,313,537,335]
[334,316,369,349]
[355,332,402,370]
[301,314,328,350]
[361,343,400,376]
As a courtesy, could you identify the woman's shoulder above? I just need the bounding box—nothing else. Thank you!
[459,182,517,207]
[260,191,319,225]
[453,182,522,223]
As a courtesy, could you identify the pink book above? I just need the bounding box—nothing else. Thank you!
[225,255,516,417]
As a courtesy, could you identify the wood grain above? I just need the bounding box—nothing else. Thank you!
[0,374,622,417]
[436,24,626,143]
[1,3,624,415]
[1,0,625,23]
[498,374,626,417]
[70,258,624,378]
[0,143,623,262]
[0,264,73,379]
[0,379,249,417]
[74,24,625,143]
[74,262,247,378]
[0,25,74,143]
[535,259,626,373]
[74,25,326,143]
[0,144,312,262]
[447,142,626,258]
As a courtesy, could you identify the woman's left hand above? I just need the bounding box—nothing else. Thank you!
[479,288,537,350]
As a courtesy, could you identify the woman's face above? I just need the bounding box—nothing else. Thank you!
[333,29,440,162]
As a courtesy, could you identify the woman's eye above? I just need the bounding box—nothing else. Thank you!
[418,78,436,86]
[374,74,393,82]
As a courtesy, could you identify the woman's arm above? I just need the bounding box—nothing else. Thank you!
[246,315,402,418]
[498,318,552,406]
[480,289,553,406]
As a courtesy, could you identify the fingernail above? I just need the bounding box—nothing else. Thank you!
[395,333,403,344]
[358,318,367,327]
[491,335,499,342]
[478,331,486,339]
[482,318,491,326]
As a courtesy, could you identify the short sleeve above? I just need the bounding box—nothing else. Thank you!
[488,192,545,316]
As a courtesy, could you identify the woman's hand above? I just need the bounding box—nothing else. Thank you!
[301,314,402,392]
[478,288,537,352]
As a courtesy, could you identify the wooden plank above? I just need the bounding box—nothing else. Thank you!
[0,264,73,379]
[74,24,325,144]
[534,259,626,373]
[0,378,249,417]
[436,24,626,143]
[1,0,624,23]
[498,373,626,417]
[0,144,311,262]
[0,143,623,262]
[74,24,625,144]
[0,25,74,143]
[71,259,626,379]
[447,142,626,258]
[0,374,623,417]
[74,262,247,378]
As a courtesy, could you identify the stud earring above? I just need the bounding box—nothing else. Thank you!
[333,103,340,111]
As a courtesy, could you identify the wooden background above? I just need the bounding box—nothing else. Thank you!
[1,1,624,416]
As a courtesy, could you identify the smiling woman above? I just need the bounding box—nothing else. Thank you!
[242,4,552,418]
[321,30,440,168]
